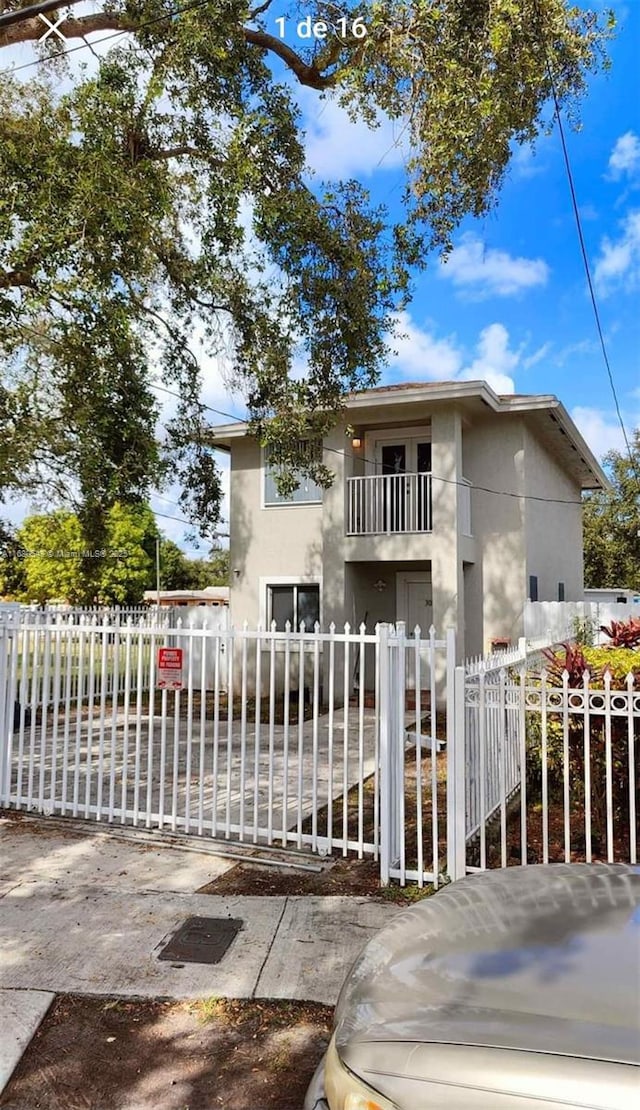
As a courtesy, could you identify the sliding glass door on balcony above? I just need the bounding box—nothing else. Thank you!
[347,438,432,535]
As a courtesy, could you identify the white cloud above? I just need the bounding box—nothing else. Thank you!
[300,90,407,179]
[607,131,640,180]
[510,143,545,180]
[438,233,549,297]
[459,324,518,394]
[523,342,552,370]
[594,209,640,295]
[570,407,628,460]
[388,316,522,395]
[388,312,462,380]
[554,338,599,366]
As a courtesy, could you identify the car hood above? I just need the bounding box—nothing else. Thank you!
[334,865,640,1067]
[339,1039,640,1109]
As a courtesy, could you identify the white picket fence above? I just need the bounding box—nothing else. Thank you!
[0,604,164,627]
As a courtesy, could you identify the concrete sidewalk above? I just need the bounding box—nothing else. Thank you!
[0,817,397,1093]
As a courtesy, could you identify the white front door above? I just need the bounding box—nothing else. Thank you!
[396,572,433,637]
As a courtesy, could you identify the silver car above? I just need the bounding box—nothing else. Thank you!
[305,864,640,1109]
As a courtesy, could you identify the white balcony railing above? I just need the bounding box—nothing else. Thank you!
[347,473,432,535]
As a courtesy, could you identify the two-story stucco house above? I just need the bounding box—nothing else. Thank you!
[211,380,607,660]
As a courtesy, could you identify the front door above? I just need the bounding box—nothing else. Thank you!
[396,572,433,637]
[380,443,407,531]
[375,438,432,533]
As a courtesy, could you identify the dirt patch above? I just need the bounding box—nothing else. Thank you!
[0,995,332,1110]
[199,855,436,906]
[470,793,633,870]
[200,856,383,898]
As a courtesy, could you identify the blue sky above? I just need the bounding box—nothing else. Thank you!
[3,2,639,550]
[288,2,640,463]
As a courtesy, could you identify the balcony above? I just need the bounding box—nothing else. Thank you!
[347,473,432,535]
[346,473,472,537]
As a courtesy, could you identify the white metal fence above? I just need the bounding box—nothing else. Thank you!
[461,662,523,848]
[450,652,639,877]
[2,612,637,886]
[0,615,451,885]
[378,623,453,887]
[0,605,166,629]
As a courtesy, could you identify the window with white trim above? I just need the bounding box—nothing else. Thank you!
[263,441,323,505]
[268,583,320,630]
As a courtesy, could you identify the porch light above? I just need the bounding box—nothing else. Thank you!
[373,579,387,592]
[351,436,362,449]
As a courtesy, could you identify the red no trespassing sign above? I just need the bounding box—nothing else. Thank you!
[156,647,184,690]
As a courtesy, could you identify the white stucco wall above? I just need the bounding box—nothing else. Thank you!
[523,427,584,602]
[462,415,527,648]
[228,438,323,627]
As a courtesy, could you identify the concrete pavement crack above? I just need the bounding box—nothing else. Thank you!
[251,896,289,1000]
[0,881,23,898]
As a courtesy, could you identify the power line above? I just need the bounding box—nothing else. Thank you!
[320,443,587,507]
[8,323,601,508]
[153,507,203,528]
[154,381,596,507]
[534,4,636,480]
[151,490,228,526]
[150,380,245,425]
[150,375,605,507]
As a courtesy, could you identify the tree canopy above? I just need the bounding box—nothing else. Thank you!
[583,431,640,592]
[0,0,613,536]
[0,506,229,601]
[160,539,229,589]
[3,503,159,603]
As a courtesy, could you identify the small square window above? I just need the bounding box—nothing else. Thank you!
[264,441,323,505]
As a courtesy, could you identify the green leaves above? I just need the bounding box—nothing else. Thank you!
[0,0,614,527]
[583,430,640,592]
[11,504,158,605]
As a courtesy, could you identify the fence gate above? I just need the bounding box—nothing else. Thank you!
[6,616,634,884]
[0,616,456,886]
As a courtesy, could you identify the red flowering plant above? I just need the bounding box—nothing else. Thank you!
[599,617,640,649]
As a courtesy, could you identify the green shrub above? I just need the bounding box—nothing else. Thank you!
[541,645,639,690]
[583,646,640,684]
[571,615,597,647]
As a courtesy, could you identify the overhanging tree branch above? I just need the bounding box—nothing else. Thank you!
[0,267,37,289]
[242,27,339,88]
[0,4,343,88]
[0,9,133,48]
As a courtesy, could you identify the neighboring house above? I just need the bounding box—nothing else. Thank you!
[142,587,230,608]
[211,380,608,662]
[584,588,640,605]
